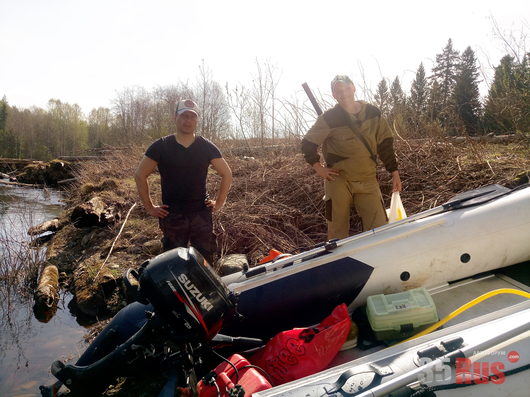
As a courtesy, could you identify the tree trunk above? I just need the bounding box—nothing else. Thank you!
[70,197,121,228]
[28,218,65,236]
[33,265,60,323]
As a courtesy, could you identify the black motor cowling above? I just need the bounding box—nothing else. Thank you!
[139,247,235,340]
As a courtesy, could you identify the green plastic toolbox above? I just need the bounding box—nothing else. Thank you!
[366,287,439,341]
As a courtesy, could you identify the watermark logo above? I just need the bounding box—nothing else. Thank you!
[418,350,520,386]
[455,357,505,384]
[507,350,520,363]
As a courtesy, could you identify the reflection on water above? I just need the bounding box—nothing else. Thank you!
[0,185,87,397]
[0,292,86,396]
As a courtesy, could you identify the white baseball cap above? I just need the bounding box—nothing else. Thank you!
[175,99,199,116]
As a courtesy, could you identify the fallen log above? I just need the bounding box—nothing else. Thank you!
[30,233,55,247]
[28,218,65,236]
[33,265,60,323]
[0,179,44,188]
[70,196,121,228]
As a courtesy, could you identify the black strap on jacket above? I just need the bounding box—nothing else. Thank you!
[345,114,378,165]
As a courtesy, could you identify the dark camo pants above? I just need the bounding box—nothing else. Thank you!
[159,208,216,264]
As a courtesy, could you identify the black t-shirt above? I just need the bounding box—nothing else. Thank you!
[145,135,222,211]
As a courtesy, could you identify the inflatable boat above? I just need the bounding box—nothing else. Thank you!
[42,184,530,396]
[221,184,530,338]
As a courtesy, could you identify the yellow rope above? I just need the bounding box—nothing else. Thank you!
[398,288,530,344]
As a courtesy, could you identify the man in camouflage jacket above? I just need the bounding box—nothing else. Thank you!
[302,75,402,240]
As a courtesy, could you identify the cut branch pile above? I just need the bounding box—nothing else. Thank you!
[213,138,529,266]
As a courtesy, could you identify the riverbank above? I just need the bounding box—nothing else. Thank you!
[22,137,530,394]
[0,183,87,397]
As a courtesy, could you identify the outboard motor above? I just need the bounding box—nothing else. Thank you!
[139,246,236,340]
[44,247,236,396]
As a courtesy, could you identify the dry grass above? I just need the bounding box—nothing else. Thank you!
[213,137,529,265]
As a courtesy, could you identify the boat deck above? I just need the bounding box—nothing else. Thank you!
[256,262,530,397]
[330,261,530,366]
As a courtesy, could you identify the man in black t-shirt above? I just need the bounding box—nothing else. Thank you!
[134,99,232,264]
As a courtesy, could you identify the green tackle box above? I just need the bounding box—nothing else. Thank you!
[366,287,438,341]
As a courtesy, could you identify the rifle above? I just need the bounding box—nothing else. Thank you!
[302,82,323,116]
[302,82,378,164]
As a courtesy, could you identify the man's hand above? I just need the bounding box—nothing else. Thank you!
[206,199,223,212]
[391,170,402,192]
[312,163,339,181]
[145,204,169,218]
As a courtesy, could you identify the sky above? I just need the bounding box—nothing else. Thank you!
[0,0,528,115]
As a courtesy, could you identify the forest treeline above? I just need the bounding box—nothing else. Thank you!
[0,38,528,161]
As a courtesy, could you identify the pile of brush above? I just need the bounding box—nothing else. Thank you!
[214,138,529,265]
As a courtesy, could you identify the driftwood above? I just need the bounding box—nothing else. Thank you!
[28,218,65,236]
[57,177,77,185]
[70,196,121,228]
[30,234,54,247]
[33,265,60,323]
[0,179,43,188]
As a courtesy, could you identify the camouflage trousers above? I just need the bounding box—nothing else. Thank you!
[159,208,216,265]
[324,176,387,240]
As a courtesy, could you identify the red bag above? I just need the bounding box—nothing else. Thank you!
[250,303,351,385]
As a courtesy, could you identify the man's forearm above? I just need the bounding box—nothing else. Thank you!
[215,175,232,207]
[135,176,154,210]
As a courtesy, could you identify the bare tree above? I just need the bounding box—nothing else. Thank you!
[88,107,113,148]
[150,84,193,139]
[246,58,281,145]
[226,83,252,145]
[47,99,87,156]
[112,87,151,142]
[196,61,231,141]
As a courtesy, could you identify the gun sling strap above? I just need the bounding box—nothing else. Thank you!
[346,115,378,165]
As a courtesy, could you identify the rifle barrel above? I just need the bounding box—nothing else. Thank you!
[302,82,323,115]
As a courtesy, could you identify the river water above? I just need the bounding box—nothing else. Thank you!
[0,184,86,397]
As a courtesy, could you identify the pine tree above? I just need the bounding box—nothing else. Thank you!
[453,46,481,135]
[388,77,406,131]
[409,63,428,115]
[430,39,460,126]
[426,80,443,121]
[390,77,405,110]
[0,96,7,131]
[484,54,530,132]
[374,79,390,116]
[514,53,530,132]
[0,97,18,158]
